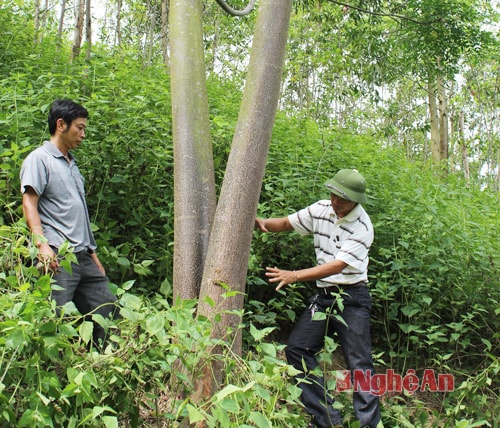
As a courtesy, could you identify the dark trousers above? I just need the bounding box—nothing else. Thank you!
[52,250,118,346]
[285,286,381,428]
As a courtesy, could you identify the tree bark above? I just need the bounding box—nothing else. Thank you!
[34,0,40,43]
[115,0,122,47]
[72,0,85,60]
[428,79,440,164]
[170,0,216,301]
[194,0,292,398]
[85,0,92,61]
[57,0,67,52]
[146,1,156,64]
[161,0,169,66]
[459,111,470,184]
[437,74,449,164]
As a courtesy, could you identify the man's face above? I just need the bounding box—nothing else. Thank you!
[330,193,356,218]
[60,117,87,150]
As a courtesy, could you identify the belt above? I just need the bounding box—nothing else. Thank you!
[50,245,94,255]
[318,281,367,294]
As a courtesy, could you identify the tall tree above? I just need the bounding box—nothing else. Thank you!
[194,0,292,396]
[85,0,92,60]
[72,0,85,59]
[170,0,217,301]
[57,0,67,52]
[115,0,122,47]
[161,0,169,65]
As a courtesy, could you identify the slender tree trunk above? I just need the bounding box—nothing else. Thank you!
[438,74,449,163]
[428,80,440,164]
[459,111,470,184]
[194,0,292,399]
[161,0,169,66]
[39,0,49,43]
[85,0,92,61]
[115,0,122,47]
[72,0,85,60]
[34,0,40,43]
[57,0,67,52]
[170,0,216,301]
[146,4,156,64]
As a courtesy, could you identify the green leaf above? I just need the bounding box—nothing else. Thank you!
[249,412,271,428]
[215,382,255,401]
[102,416,118,428]
[187,404,206,423]
[78,321,94,344]
[145,314,165,336]
[259,342,277,358]
[249,324,275,342]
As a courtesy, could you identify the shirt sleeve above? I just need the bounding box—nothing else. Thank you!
[287,203,318,236]
[336,226,373,271]
[20,151,47,196]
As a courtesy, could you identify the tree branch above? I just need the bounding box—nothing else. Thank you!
[325,0,440,25]
[215,0,257,17]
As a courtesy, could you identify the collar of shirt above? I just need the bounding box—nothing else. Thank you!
[43,141,77,163]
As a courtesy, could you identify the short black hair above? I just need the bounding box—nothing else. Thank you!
[48,99,88,135]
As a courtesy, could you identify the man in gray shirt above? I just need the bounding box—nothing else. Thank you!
[20,99,118,348]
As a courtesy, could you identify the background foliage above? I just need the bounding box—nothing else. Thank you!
[1,1,499,426]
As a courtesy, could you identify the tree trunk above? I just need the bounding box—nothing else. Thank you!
[428,79,440,164]
[34,0,40,43]
[161,0,169,66]
[194,0,292,398]
[57,0,67,52]
[459,111,470,184]
[146,3,156,64]
[170,0,216,301]
[115,0,122,47]
[72,0,85,60]
[437,74,449,163]
[85,0,92,61]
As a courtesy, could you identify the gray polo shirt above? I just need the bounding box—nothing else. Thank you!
[288,200,373,287]
[20,141,96,253]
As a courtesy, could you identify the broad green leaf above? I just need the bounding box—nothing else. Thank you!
[78,321,94,344]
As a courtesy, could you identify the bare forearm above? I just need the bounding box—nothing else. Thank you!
[255,217,293,233]
[266,260,347,291]
[22,191,59,270]
[295,260,347,282]
[22,193,45,246]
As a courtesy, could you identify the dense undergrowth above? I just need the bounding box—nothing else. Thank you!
[1,6,499,427]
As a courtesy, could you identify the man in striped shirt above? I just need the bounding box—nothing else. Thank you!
[255,169,381,428]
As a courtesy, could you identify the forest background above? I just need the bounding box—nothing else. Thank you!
[0,0,499,427]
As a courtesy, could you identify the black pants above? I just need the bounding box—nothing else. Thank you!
[52,250,118,346]
[285,287,381,428]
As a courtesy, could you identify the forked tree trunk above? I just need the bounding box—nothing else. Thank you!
[428,70,449,167]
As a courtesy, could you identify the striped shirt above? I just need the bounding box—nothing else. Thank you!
[288,200,373,287]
